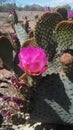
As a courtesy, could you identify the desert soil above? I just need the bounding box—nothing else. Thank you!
[0,11,42,33]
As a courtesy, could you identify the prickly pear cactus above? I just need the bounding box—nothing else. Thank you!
[35,12,63,60]
[0,36,14,68]
[30,70,73,125]
[15,23,28,45]
[55,7,68,20]
[55,21,73,53]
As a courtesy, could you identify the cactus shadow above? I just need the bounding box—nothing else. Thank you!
[30,73,71,124]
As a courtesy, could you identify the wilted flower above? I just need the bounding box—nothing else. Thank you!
[1,109,11,118]
[2,95,11,102]
[11,76,21,89]
[12,97,23,105]
[10,97,24,110]
[11,34,18,42]
[18,46,48,76]
[9,8,15,14]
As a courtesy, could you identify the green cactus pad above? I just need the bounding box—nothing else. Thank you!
[55,21,73,53]
[55,7,68,20]
[35,12,63,60]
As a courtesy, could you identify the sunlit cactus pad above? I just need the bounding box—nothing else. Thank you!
[35,12,63,59]
[55,21,73,53]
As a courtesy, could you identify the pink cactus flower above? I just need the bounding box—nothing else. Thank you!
[18,46,48,76]
[44,7,50,12]
[68,11,73,18]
